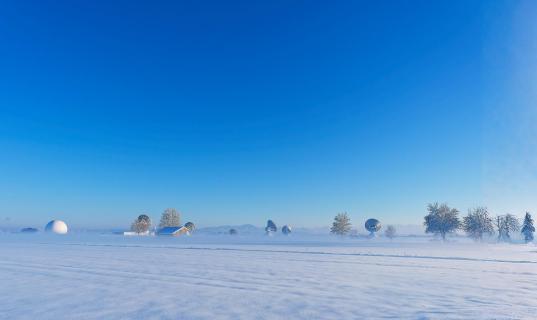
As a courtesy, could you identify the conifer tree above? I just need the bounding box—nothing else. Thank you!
[521,212,535,243]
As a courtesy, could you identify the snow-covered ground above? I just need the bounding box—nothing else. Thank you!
[1,234,536,319]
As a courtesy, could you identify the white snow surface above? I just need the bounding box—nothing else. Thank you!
[1,234,536,319]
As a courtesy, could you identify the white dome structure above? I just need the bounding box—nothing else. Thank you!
[45,220,68,234]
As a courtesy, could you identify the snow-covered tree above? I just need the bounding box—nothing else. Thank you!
[229,228,238,235]
[496,214,520,242]
[462,207,494,241]
[521,212,535,243]
[159,208,181,228]
[131,214,151,233]
[330,213,351,236]
[384,225,396,239]
[424,203,460,241]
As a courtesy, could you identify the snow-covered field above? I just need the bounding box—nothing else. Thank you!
[1,234,536,319]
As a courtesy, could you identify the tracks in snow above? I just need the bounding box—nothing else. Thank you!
[35,242,537,265]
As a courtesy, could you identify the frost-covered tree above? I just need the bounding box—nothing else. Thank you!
[330,212,352,236]
[159,208,181,228]
[424,203,460,241]
[384,225,396,239]
[496,214,520,242]
[131,214,151,233]
[462,207,494,241]
[521,212,535,243]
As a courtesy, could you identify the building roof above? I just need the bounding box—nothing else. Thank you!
[158,226,185,235]
[20,227,39,233]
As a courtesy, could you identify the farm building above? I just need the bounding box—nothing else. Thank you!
[157,226,190,236]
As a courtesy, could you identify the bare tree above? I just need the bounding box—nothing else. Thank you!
[462,207,494,241]
[424,203,460,241]
[131,214,151,234]
[384,225,396,240]
[496,214,520,242]
[159,208,181,228]
[330,213,352,236]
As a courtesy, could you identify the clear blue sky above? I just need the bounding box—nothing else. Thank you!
[1,1,536,228]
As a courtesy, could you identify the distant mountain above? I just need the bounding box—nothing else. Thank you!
[290,226,330,235]
[196,224,264,235]
[196,224,332,236]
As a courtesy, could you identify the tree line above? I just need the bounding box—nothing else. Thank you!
[330,203,535,243]
[424,203,534,242]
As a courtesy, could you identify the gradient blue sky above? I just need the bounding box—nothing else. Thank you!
[1,1,536,228]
